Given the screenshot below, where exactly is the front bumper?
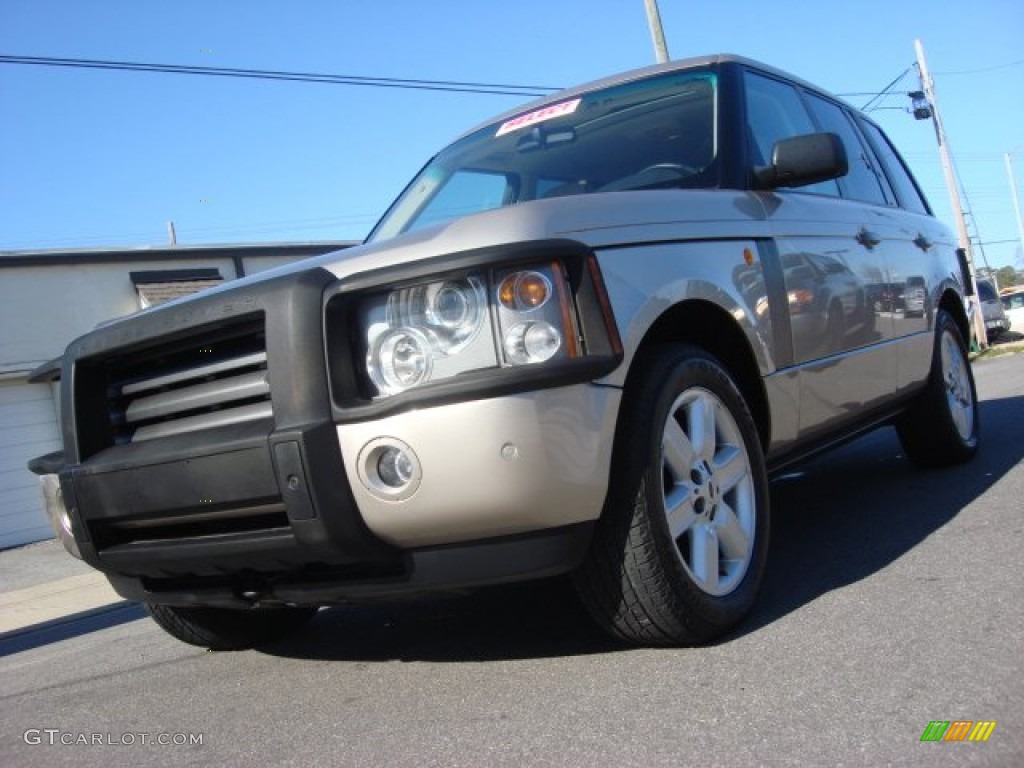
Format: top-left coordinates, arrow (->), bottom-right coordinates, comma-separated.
39,261 -> 619,606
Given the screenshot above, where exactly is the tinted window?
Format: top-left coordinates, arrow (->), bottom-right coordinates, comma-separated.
1002,292 -> 1024,311
857,118 -> 931,215
744,71 -> 840,197
803,94 -> 888,206
977,281 -> 997,301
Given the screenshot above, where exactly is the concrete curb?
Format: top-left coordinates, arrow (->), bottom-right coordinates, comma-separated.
0,571 -> 124,637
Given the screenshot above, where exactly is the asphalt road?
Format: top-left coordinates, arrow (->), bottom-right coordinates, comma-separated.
2,354 -> 1022,768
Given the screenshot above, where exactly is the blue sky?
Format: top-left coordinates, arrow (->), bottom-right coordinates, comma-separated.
2,0 -> 1023,269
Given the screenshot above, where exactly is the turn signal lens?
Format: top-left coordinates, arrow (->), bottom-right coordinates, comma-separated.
498,271 -> 551,311
517,272 -> 550,308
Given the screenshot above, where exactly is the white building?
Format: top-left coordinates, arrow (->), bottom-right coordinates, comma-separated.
0,242 -> 353,549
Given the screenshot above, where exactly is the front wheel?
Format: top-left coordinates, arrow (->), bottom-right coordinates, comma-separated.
146,603 -> 318,651
575,344 -> 770,646
896,310 -> 979,468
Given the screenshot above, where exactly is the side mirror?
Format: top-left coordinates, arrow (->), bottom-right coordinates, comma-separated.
754,132 -> 848,189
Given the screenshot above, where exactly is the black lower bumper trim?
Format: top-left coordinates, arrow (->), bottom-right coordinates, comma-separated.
66,419 -> 397,573
105,522 -> 595,608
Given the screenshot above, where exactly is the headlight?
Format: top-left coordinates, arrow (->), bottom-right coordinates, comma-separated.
368,326 -> 433,395
502,321 -> 562,364
358,263 -> 578,398
324,243 -> 624,411
389,277 -> 486,354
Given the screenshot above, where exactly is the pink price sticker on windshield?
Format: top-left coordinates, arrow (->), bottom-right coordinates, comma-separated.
496,98 -> 581,137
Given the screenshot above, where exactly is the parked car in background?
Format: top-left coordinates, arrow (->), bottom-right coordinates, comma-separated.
1001,287 -> 1024,333
29,54 -> 979,651
903,275 -> 927,318
977,279 -> 1009,341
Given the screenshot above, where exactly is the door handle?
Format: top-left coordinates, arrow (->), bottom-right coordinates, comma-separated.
913,233 -> 933,251
856,228 -> 881,249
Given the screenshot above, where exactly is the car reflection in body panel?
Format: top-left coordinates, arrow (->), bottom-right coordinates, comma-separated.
1001,288 -> 1023,335
781,251 -> 876,359
903,275 -> 927,318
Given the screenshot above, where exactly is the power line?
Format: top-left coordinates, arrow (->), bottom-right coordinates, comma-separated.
978,239 -> 1022,246
841,57 -> 1024,111
860,67 -> 912,112
834,91 -> 904,97
0,54 -> 561,97
935,57 -> 1024,75
0,213 -> 382,250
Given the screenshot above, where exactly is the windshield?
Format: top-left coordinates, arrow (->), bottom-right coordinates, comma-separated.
369,70 -> 718,242
1002,291 -> 1024,311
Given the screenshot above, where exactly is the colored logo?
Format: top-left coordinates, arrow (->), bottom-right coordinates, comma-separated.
920,721 -> 997,742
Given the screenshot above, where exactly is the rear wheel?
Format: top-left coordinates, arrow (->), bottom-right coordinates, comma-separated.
575,344 -> 770,646
146,603 -> 318,651
896,310 -> 979,468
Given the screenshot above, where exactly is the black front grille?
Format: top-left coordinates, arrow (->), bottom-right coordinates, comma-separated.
92,503 -> 290,549
75,316 -> 272,457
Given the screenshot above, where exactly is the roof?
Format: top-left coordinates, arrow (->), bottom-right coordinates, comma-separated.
454,53 -> 856,143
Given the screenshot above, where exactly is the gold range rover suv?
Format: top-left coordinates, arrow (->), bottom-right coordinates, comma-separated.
30,54 -> 979,650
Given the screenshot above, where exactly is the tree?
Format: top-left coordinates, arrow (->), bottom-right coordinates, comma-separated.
995,265 -> 1020,291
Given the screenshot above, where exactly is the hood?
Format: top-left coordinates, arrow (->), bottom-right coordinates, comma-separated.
141,188 -> 766,313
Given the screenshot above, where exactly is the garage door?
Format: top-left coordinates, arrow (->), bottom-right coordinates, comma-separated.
0,379 -> 62,549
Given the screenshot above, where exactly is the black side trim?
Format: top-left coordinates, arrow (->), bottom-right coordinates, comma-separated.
756,238 -> 794,369
27,451 -> 65,476
130,268 -> 221,284
956,248 -> 974,296
765,393 -> 920,477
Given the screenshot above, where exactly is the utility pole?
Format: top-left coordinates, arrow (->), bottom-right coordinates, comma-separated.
1005,152 -> 1024,272
914,39 -> 987,347
644,0 -> 670,64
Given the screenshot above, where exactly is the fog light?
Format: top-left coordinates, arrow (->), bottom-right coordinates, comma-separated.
356,438 -> 422,501
377,446 -> 414,488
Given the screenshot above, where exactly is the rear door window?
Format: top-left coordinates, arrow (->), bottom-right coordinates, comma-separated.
803,94 -> 890,206
857,118 -> 931,215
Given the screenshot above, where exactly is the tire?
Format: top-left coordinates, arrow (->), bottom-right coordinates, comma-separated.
146,603 -> 318,651
574,344 -> 770,646
896,310 -> 979,468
